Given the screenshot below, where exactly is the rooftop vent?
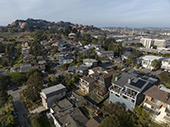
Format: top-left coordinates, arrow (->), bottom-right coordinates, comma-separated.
128,79 -> 131,84
115,77 -> 118,81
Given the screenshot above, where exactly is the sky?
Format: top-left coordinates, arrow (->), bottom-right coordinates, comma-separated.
0,0 -> 170,28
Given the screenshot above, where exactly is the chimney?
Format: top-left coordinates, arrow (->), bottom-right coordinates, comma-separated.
165,94 -> 170,102
115,77 -> 118,81
128,79 -> 131,84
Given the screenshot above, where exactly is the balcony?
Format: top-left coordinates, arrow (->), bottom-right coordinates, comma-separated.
121,91 -> 136,99
79,81 -> 88,87
109,85 -> 122,94
143,106 -> 160,115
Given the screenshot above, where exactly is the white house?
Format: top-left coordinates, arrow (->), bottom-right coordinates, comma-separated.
40,84 -> 67,109
161,58 -> 170,71
141,55 -> 164,70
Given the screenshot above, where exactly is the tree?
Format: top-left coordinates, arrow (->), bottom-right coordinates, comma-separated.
0,102 -> 15,127
134,106 -> 150,126
64,26 -> 72,36
26,69 -> 39,79
0,91 -> 8,107
151,59 -> 161,70
25,72 -> 43,101
163,53 -> 170,58
99,115 -> 121,127
158,72 -> 170,87
126,55 -> 135,65
0,42 -> 5,53
7,72 -> 27,86
151,59 -> 159,67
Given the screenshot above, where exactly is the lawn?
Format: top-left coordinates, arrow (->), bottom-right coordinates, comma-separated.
80,107 -> 94,117
13,57 -> 23,65
87,91 -> 103,103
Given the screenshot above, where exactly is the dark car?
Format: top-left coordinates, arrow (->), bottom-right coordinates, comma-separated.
12,87 -> 19,91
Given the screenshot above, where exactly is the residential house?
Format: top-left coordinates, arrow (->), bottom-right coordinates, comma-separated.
68,66 -> 88,76
161,58 -> 170,71
36,56 -> 46,65
40,40 -> 48,46
57,52 -> 74,65
114,57 -> 123,64
94,71 -> 114,96
40,83 -> 67,109
44,46 -> 51,50
79,76 -> 96,93
48,98 -> 88,127
83,58 -> 97,68
121,51 -> 136,61
68,32 -> 76,39
58,44 -> 72,52
21,41 -> 29,47
143,85 -> 170,123
84,44 -> 101,50
22,47 -> 30,55
10,66 -> 20,73
0,53 -> 5,57
19,64 -> 46,73
141,55 -> 164,70
86,116 -> 103,127
23,54 -> 36,63
88,66 -> 105,75
109,73 -> 151,109
95,49 -> 114,60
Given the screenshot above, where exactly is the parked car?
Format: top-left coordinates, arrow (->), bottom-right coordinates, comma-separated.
12,87 -> 19,91
13,111 -> 18,118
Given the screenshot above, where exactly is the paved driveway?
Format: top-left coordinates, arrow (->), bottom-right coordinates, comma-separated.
8,85 -> 31,127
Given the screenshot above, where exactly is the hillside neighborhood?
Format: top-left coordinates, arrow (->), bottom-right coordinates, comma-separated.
1,19 -> 170,127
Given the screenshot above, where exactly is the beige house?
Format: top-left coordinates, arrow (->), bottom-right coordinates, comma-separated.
40,84 -> 67,109
143,85 -> 170,123
161,58 -> 170,71
79,76 -> 96,93
88,66 -> 105,75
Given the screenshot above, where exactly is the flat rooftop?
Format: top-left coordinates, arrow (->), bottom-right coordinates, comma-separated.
42,83 -> 66,95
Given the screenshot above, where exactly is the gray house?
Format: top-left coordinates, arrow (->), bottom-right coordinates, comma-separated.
109,73 -> 151,109
83,58 -> 97,68
68,66 -> 88,76
57,52 -> 74,65
48,98 -> 88,127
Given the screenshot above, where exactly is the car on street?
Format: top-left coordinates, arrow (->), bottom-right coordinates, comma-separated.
12,87 -> 19,91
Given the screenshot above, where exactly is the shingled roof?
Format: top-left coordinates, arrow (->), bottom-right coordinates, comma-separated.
144,85 -> 170,105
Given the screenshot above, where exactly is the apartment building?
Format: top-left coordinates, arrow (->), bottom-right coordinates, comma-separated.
140,38 -> 167,49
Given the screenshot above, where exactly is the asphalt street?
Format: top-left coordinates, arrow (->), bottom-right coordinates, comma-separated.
8,85 -> 31,127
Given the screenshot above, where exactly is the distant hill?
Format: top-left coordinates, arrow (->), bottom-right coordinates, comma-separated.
1,18 -> 101,34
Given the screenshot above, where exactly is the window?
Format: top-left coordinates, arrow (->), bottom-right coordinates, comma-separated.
98,80 -> 105,87
122,95 -> 128,100
115,94 -> 120,98
131,99 -> 135,103
151,106 -> 156,110
151,98 -> 157,103
99,77 -> 104,82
